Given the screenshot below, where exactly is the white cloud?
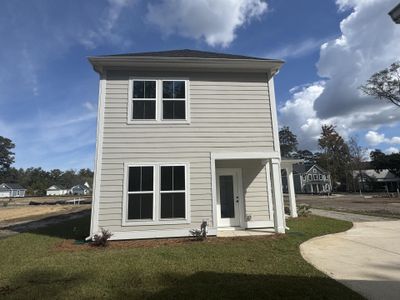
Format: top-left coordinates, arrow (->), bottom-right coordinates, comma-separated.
79,0 -> 135,49
384,147 -> 399,154
278,0 -> 400,150
265,37 -> 331,59
365,130 -> 400,146
145,0 -> 267,47
83,101 -> 96,112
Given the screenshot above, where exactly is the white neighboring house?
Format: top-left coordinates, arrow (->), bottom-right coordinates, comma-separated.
46,185 -> 69,196
88,49 -> 298,241
0,183 -> 26,198
70,184 -> 91,196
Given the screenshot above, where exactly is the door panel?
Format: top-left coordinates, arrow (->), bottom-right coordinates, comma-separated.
216,169 -> 242,227
219,175 -> 235,218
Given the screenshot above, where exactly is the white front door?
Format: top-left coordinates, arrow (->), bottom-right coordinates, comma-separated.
216,168 -> 242,227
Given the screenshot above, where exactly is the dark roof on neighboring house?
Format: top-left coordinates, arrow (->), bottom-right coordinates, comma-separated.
0,183 -> 26,190
293,164 -> 329,175
71,184 -> 90,190
96,49 -> 281,62
389,3 -> 400,23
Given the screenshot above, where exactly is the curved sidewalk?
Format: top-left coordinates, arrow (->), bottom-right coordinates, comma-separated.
301,215 -> 400,300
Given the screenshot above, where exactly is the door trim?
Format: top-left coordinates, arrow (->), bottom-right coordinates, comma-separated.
216,168 -> 244,228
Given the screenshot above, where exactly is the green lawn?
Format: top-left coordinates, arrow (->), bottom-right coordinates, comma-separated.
0,215 -> 363,299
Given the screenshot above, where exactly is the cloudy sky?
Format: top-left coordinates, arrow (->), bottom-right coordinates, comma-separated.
1,0 -> 399,170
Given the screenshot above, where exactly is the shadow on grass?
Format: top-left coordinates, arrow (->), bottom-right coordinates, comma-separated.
1,269 -> 88,299
116,271 -> 363,300
4,210 -> 91,240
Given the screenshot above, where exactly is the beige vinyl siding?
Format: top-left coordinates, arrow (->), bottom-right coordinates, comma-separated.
97,70 -> 274,232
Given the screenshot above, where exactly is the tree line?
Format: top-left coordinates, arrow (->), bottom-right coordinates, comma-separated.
279,125 -> 400,192
0,136 -> 93,196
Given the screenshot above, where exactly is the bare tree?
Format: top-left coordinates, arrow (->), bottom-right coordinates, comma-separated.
348,136 -> 367,193
360,61 -> 400,107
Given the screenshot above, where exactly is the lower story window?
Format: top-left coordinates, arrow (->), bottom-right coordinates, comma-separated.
160,166 -> 186,219
125,164 -> 188,223
127,166 -> 154,220
128,194 -> 153,220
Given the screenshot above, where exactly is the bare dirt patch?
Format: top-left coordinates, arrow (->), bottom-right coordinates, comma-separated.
291,193 -> 400,218
54,234 -> 282,252
0,205 -> 90,224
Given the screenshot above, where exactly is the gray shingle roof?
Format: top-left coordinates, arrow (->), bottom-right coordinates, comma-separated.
97,49 -> 282,62
1,183 -> 26,190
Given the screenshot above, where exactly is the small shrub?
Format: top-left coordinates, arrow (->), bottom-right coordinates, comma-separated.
189,221 -> 208,240
92,228 -> 112,247
297,204 -> 311,217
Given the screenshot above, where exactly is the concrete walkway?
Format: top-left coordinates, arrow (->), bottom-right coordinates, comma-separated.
301,211 -> 400,300
311,208 -> 393,222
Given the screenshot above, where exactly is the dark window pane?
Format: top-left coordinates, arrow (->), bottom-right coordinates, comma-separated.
161,166 -> 173,191
163,81 -> 173,98
132,100 -> 155,119
174,101 -> 185,119
163,101 -> 185,119
141,167 -> 153,191
173,166 -> 185,190
161,192 -> 185,218
129,166 -> 153,192
145,81 -> 156,98
173,81 -> 185,98
128,167 -> 141,192
133,81 -> 144,98
128,193 -> 153,219
219,175 -> 235,218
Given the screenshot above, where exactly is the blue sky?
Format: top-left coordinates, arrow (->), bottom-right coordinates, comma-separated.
1,0 -> 399,170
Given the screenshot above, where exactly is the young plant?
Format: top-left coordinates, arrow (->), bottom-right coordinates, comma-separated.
91,228 -> 112,247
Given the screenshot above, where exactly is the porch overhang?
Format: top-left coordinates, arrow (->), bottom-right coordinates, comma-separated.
210,151 -> 285,234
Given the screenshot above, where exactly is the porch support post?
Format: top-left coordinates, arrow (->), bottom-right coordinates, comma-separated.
286,165 -> 298,218
271,158 -> 285,233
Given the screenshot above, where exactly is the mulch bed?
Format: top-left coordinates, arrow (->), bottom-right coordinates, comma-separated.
54,234 -> 281,252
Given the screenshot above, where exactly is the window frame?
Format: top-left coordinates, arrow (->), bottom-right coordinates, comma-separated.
128,79 -> 158,122
127,77 -> 190,124
159,163 -> 188,220
123,163 -> 156,225
122,162 -> 190,226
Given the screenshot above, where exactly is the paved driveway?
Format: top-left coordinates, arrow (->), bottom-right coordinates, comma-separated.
301,211 -> 400,300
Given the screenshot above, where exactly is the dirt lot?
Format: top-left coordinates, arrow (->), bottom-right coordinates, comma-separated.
293,193 -> 400,218
0,195 -> 91,205
0,204 -> 91,226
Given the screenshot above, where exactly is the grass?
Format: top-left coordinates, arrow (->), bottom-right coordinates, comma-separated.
0,215 -> 363,299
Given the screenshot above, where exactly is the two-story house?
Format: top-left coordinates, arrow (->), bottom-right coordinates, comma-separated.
88,49 -> 288,240
287,164 -> 332,194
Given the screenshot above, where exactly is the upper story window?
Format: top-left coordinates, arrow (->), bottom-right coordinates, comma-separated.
132,80 -> 156,120
129,78 -> 189,123
162,81 -> 186,120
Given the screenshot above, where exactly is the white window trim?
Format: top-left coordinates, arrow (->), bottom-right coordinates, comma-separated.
122,163 -> 156,225
127,77 -> 190,125
122,162 -> 190,226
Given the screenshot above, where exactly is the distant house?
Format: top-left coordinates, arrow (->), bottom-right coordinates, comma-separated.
283,164 -> 332,194
70,184 -> 91,196
46,185 -> 69,196
353,169 -> 400,192
0,183 -> 26,198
